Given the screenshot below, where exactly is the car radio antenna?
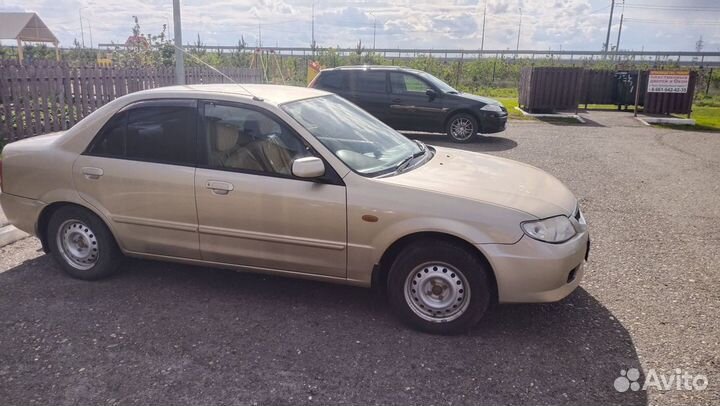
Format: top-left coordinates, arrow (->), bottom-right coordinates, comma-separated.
172,44 -> 263,101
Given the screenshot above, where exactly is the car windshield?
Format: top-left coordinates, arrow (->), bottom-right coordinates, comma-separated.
417,71 -> 459,94
281,94 -> 424,176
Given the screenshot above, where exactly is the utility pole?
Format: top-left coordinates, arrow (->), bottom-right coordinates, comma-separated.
615,0 -> 625,55
480,0 -> 487,52
604,0 -> 615,54
79,9 -> 85,48
369,11 -> 377,50
173,0 -> 185,85
515,7 -> 522,56
88,19 -> 94,48
311,2 -> 315,56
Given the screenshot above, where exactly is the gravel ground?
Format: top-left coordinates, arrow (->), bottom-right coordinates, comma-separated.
0,111 -> 718,405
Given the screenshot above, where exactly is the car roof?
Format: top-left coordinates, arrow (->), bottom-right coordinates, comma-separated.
142,83 -> 330,105
322,65 -> 424,74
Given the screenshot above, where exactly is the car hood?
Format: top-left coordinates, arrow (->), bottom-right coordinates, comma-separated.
379,146 -> 577,219
454,92 -> 501,106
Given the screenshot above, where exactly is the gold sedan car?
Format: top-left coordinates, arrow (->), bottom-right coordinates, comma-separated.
0,84 -> 589,334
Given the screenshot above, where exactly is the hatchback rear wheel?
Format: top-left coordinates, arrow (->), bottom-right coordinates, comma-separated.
48,206 -> 123,280
387,240 -> 492,334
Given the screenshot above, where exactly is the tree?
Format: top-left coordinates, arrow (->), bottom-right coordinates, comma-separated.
108,17 -> 175,67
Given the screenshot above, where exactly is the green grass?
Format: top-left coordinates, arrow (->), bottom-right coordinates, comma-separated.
693,94 -> 720,108
663,106 -> 720,132
580,103 -> 638,111
474,87 -> 719,130
496,97 -> 530,120
690,106 -> 720,130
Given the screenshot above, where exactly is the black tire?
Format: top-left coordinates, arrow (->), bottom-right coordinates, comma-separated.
387,239 -> 492,335
47,205 -> 123,280
446,113 -> 479,143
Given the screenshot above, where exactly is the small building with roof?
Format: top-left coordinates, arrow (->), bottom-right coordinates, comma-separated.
0,12 -> 60,63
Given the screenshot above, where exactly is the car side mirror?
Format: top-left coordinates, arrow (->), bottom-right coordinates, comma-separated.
292,156 -> 325,178
425,88 -> 437,101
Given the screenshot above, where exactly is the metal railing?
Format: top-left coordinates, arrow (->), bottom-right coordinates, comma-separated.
96,44 -> 720,66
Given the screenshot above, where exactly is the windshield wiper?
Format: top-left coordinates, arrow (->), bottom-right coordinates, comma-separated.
394,142 -> 427,173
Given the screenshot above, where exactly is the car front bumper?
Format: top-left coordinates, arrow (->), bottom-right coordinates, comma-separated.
480,230 -> 590,303
477,111 -> 508,134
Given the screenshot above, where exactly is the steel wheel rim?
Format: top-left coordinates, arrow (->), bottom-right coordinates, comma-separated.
404,262 -> 471,323
450,118 -> 474,140
56,219 -> 99,270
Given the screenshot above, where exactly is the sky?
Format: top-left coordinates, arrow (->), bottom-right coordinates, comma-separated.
1,0 -> 719,52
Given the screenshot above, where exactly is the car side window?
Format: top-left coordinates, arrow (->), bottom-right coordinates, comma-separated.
202,103 -> 312,176
355,71 -> 387,94
318,71 -> 346,91
126,106 -> 197,164
90,111 -> 127,156
88,100 -> 197,166
390,72 -> 429,95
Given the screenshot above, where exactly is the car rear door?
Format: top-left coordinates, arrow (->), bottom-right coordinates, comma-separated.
73,99 -> 201,259
388,72 -> 447,132
347,70 -> 393,124
193,100 -> 347,278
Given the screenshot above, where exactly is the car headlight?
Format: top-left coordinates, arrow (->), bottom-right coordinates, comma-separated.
480,104 -> 503,112
521,215 -> 576,243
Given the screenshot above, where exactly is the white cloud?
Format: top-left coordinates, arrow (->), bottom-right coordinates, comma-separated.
1,0 -> 717,52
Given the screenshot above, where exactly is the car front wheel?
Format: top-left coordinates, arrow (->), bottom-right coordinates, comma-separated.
446,113 -> 478,143
47,206 -> 123,280
387,240 -> 492,334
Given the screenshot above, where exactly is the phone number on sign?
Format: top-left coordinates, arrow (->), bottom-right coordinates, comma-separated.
647,86 -> 688,93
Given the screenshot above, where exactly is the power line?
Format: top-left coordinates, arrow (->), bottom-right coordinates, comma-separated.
624,18 -> 720,25
621,4 -> 720,12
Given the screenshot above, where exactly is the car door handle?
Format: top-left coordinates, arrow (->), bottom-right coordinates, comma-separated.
81,167 -> 103,180
391,98 -> 402,103
206,181 -> 234,195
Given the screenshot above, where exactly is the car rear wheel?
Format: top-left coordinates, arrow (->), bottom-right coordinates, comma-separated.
47,206 -> 123,280
446,113 -> 478,143
387,240 -> 491,334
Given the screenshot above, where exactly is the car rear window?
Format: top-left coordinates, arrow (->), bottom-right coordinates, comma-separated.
87,101 -> 198,166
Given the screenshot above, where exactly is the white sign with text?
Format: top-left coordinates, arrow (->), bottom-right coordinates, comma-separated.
647,71 -> 690,93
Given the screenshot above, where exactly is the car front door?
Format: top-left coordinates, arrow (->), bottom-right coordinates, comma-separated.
388,72 -> 447,132
73,99 -> 201,259
194,101 -> 347,278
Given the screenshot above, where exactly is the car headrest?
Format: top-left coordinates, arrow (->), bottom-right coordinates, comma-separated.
214,124 -> 239,152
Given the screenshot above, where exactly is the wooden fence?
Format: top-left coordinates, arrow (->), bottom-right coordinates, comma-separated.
0,63 -> 262,142
518,67 -> 584,112
644,71 -> 697,115
519,67 -> 695,114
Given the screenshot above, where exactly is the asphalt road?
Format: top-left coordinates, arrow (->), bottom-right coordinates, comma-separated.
1,111 -> 718,405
